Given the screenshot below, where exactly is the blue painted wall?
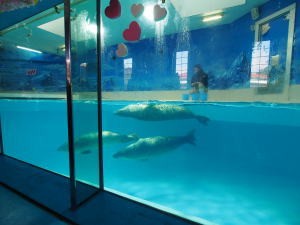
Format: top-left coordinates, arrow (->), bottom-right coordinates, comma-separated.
102,0 -> 300,91
102,23 -> 249,91
0,43 -> 65,91
0,0 -> 299,92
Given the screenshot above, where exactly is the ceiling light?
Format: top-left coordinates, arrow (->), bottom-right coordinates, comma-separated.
202,14 -> 223,22
16,45 -> 42,54
37,17 -> 65,37
143,4 -> 154,21
203,9 -> 223,17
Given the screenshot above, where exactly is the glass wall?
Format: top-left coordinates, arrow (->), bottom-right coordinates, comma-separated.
101,0 -> 300,225
0,0 -> 100,206
1,0 -> 300,224
69,0 -> 101,195
0,3 -> 69,176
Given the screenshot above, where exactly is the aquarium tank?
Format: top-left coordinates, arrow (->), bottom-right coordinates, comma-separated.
0,0 -> 300,225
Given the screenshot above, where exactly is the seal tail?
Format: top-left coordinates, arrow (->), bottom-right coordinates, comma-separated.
195,115 -> 210,125
185,129 -> 196,146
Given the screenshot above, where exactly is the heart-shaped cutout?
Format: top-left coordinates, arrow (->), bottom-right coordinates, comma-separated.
154,4 -> 167,21
123,21 -> 141,42
116,43 -> 128,57
131,4 -> 144,17
105,0 -> 121,19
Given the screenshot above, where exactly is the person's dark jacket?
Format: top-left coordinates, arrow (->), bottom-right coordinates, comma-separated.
191,70 -> 208,88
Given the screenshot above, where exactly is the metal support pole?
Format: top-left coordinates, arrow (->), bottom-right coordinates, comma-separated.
96,0 -> 104,190
64,0 -> 77,209
0,115 -> 4,155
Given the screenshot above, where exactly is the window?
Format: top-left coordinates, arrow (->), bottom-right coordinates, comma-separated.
250,41 -> 270,87
124,58 -> 132,90
176,51 -> 188,89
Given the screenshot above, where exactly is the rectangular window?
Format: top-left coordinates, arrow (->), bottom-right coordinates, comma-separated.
176,51 -> 189,89
250,41 -> 270,87
124,58 -> 132,90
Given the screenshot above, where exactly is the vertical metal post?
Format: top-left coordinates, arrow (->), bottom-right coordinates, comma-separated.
96,0 -> 104,190
0,115 -> 4,155
64,0 -> 77,209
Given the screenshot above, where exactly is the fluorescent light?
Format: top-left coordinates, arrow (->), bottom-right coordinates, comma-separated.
143,4 -> 154,21
203,9 -> 223,17
202,14 -> 223,22
17,46 -> 42,54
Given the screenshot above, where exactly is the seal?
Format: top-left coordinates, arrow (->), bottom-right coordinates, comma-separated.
113,130 -> 196,160
115,103 -> 209,125
57,131 -> 138,154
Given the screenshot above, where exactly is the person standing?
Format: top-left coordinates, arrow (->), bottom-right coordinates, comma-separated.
190,64 -> 208,101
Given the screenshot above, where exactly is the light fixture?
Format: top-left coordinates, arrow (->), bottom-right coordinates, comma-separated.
17,45 -> 42,54
202,13 -> 223,22
143,4 -> 154,21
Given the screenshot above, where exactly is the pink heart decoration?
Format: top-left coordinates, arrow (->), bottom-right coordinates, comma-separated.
131,4 -> 144,17
105,0 -> 121,19
154,4 -> 167,21
116,43 -> 128,57
123,21 -> 141,42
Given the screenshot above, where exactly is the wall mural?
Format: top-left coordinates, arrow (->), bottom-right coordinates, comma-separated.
0,0 -> 299,92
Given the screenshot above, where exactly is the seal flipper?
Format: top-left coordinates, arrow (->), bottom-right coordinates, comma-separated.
195,115 -> 210,125
185,129 -> 196,146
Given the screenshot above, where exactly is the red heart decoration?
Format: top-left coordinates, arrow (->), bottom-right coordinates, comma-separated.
131,4 -> 144,17
105,0 -> 121,19
123,21 -> 141,42
154,4 -> 167,21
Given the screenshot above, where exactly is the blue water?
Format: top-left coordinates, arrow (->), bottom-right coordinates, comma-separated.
1,99 -> 300,225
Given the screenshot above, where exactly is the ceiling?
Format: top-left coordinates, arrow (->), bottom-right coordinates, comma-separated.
0,0 -> 270,55
170,0 -> 246,17
0,0 -> 63,31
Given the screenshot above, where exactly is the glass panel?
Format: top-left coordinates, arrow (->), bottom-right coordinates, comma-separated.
101,1 -> 300,225
0,3 -> 69,177
69,0 -> 100,201
0,0 -> 100,206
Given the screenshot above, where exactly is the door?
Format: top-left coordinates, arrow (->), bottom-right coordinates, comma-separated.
253,3 -> 296,97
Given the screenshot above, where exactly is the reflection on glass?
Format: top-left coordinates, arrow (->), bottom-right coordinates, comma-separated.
70,0 -> 100,192
0,3 -> 69,176
0,0 -> 299,224
101,1 -> 300,225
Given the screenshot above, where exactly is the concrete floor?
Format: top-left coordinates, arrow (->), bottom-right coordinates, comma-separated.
0,184 -> 70,225
0,155 -> 202,225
